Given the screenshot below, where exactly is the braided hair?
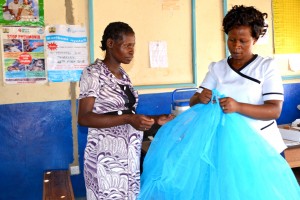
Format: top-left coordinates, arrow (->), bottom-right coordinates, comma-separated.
100,22 -> 135,51
222,5 -> 268,40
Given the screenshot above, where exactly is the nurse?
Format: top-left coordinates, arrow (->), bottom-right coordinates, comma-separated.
190,5 -> 286,154
139,6 -> 300,200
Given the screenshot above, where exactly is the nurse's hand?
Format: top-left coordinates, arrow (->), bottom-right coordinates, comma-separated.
198,88 -> 212,104
190,88 -> 212,106
219,97 -> 239,113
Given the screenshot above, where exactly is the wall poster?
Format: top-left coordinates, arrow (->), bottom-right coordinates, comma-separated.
0,0 -> 44,26
45,25 -> 88,82
1,26 -> 46,84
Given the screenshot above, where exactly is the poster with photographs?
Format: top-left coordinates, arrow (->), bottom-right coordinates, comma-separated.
45,25 -> 88,82
0,0 -> 44,26
1,26 -> 46,84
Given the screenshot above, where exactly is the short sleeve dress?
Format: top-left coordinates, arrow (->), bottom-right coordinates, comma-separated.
79,59 -> 142,200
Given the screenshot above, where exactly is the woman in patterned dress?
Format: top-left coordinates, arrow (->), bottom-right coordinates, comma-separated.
78,22 -> 173,200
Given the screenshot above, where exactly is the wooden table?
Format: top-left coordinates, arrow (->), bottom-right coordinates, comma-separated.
279,124 -> 300,168
284,141 -> 300,168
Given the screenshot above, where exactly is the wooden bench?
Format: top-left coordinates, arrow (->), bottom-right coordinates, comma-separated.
43,170 -> 75,200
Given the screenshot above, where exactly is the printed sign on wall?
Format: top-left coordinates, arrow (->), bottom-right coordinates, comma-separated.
0,0 -> 44,26
1,26 -> 46,84
45,25 -> 88,82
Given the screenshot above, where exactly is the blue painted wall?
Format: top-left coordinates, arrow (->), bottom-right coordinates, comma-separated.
0,83 -> 299,199
0,101 -> 74,199
277,83 -> 300,124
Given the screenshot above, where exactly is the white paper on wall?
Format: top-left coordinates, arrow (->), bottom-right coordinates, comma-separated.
288,54 -> 300,72
149,41 -> 168,68
256,19 -> 269,45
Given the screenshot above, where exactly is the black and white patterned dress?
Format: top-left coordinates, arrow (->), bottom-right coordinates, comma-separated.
79,59 -> 142,200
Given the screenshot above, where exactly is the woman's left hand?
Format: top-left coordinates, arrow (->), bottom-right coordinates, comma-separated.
219,97 -> 239,113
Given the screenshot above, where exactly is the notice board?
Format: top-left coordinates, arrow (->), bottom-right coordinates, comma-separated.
273,0 -> 300,80
89,0 -> 196,89
273,0 -> 300,54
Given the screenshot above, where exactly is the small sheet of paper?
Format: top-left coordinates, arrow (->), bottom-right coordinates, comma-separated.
288,54 -> 300,72
149,41 -> 168,68
279,128 -> 300,142
292,119 -> 300,129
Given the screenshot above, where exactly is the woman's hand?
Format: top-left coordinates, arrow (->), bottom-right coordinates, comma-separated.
219,97 -> 283,120
219,97 -> 239,113
156,114 -> 175,125
190,88 -> 212,106
78,97 -> 154,130
129,115 -> 155,131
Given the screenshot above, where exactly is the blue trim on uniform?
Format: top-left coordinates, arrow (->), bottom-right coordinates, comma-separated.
260,120 -> 275,130
227,55 -> 261,84
263,92 -> 284,96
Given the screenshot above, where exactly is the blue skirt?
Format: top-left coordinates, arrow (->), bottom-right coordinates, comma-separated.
139,90 -> 300,200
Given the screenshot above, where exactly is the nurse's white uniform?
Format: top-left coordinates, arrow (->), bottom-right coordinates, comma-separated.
197,55 -> 286,153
